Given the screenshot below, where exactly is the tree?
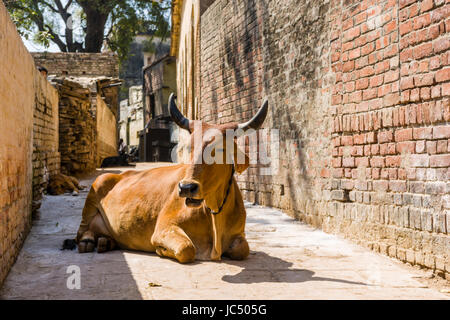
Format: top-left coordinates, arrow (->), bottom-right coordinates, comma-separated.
4,0 -> 171,60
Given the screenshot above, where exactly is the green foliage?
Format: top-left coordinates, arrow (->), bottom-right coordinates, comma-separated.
4,0 -> 171,61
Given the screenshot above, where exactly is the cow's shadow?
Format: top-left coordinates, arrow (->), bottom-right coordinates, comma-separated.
221,251 -> 367,286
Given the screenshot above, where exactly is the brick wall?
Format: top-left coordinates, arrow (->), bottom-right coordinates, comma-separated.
200,0 -> 449,278
96,94 -> 118,165
31,52 -> 119,78
32,73 -> 60,216
0,1 -> 59,285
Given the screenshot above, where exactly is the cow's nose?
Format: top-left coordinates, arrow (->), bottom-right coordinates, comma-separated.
178,182 -> 199,197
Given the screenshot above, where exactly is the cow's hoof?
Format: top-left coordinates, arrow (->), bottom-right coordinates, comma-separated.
97,237 -> 114,253
225,237 -> 249,260
78,239 -> 95,253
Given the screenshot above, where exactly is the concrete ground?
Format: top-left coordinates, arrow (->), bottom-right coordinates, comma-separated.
1,164 -> 449,300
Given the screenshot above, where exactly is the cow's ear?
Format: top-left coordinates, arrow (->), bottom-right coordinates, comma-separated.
233,144 -> 250,174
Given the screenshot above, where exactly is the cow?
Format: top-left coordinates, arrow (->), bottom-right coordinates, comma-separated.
72,93 -> 268,263
100,153 -> 133,168
47,173 -> 85,196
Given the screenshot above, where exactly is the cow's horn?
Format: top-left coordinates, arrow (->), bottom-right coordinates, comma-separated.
237,99 -> 269,131
169,93 -> 190,131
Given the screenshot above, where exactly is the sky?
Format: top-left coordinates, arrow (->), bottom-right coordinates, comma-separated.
23,38 -> 60,53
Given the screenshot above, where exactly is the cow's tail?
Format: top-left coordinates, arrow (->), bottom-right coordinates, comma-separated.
61,238 -> 77,250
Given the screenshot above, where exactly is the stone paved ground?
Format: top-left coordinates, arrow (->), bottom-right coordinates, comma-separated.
1,165 -> 449,300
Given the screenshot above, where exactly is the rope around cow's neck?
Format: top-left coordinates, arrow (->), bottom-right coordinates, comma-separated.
206,165 -> 235,215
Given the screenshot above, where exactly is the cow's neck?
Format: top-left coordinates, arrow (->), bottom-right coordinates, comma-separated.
206,165 -> 235,260
205,165 -> 235,215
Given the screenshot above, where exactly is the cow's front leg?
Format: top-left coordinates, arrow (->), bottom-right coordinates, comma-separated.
151,225 -> 196,263
223,234 -> 249,260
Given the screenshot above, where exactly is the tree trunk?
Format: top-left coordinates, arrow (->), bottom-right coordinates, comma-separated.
83,8 -> 109,52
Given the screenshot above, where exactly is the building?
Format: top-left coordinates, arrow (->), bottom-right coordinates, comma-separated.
171,0 -> 450,279
119,86 -> 144,148
140,42 -> 178,162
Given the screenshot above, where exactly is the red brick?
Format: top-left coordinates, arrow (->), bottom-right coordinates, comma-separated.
363,88 -> 378,100
385,20 -> 397,34
356,78 -> 369,90
410,88 -> 420,102
413,13 -> 431,30
343,18 -> 353,31
437,140 -> 447,153
436,68 -> 450,82
373,180 -> 388,191
343,157 -> 355,167
356,156 -> 369,167
395,128 -> 413,141
399,21 -> 412,35
413,127 -> 432,139
354,133 -> 366,145
349,91 -> 362,103
344,26 -> 361,42
380,143 -> 394,155
366,132 -> 376,143
414,73 -> 434,87
420,0 -> 433,12
332,168 -> 344,178
433,125 -> 450,139
343,60 -> 355,72
360,66 -> 375,77
371,144 -> 380,155
443,82 -> 450,96
397,141 -> 416,153
380,168 -> 389,179
421,87 -> 431,100
378,130 -> 393,143
341,135 -> 354,146
409,154 -> 429,167
361,42 -> 375,56
401,77 -> 414,90
413,42 -> 433,60
383,93 -> 400,107
430,154 -> 450,167
385,70 -> 399,83
332,157 -> 342,167
416,140 -> 426,153
370,74 -> 384,87
386,155 -> 402,167
434,37 -> 450,54
370,156 -> 385,167
389,181 -> 407,192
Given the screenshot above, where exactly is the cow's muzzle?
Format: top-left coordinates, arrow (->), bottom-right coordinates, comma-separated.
178,182 -> 203,207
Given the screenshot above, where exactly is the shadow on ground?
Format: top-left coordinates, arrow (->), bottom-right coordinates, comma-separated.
221,251 -> 367,286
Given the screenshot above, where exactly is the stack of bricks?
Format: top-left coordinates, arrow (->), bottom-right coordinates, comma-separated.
53,78 -> 97,175
32,72 -> 60,216
199,0 -> 449,279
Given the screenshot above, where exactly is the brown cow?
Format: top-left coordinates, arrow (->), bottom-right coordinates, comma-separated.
74,94 -> 268,263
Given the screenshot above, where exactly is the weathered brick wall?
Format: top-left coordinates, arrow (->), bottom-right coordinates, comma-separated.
31,52 -> 119,78
200,0 -> 449,278
32,74 -> 60,216
96,94 -> 118,165
0,1 -> 59,285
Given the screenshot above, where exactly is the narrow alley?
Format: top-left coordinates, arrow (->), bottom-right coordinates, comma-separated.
1,165 -> 448,300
